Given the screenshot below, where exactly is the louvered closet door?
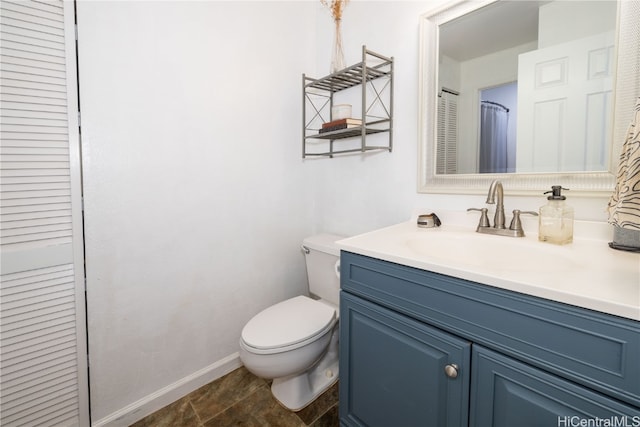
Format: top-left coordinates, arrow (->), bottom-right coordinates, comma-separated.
0,1 -> 89,426
437,92 -> 458,174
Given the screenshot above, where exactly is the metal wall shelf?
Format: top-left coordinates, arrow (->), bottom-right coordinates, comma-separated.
303,46 -> 393,158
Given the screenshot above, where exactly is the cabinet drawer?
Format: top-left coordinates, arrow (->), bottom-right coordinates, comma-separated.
341,251 -> 640,407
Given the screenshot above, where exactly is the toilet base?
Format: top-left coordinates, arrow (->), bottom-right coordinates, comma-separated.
271,327 -> 339,411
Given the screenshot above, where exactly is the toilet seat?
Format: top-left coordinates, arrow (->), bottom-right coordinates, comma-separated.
241,296 -> 336,355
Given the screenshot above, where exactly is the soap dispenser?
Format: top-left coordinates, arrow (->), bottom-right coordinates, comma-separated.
538,186 -> 574,244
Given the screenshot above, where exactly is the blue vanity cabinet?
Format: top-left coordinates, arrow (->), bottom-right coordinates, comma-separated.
340,292 -> 471,427
339,251 -> 640,427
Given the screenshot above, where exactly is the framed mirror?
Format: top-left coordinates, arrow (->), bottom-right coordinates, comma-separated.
418,0 -> 640,195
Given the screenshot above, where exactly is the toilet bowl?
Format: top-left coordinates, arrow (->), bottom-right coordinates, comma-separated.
239,234 -> 343,411
239,296 -> 339,410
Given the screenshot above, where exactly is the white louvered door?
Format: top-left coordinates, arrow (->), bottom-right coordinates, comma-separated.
436,91 -> 458,174
0,1 -> 89,426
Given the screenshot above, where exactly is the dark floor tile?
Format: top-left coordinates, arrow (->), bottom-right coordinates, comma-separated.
309,404 -> 339,427
296,381 -> 339,425
129,366 -> 341,427
201,385 -> 305,427
188,366 -> 267,422
130,396 -> 199,427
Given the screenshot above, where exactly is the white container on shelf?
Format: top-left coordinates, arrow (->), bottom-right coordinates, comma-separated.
331,104 -> 352,119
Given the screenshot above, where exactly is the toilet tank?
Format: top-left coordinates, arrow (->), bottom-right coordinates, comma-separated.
302,234 -> 343,306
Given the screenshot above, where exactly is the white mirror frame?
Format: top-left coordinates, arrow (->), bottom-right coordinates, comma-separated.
418,0 -> 640,196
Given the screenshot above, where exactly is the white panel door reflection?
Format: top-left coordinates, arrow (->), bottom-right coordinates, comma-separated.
516,32 -> 614,173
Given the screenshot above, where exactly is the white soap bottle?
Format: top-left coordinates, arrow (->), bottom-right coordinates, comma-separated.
538,186 -> 574,245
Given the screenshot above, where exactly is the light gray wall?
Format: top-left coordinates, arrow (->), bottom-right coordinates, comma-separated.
77,1 -> 317,422
78,0 -> 613,424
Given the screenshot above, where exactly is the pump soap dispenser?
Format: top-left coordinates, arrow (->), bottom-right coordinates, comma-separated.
539,186 -> 574,245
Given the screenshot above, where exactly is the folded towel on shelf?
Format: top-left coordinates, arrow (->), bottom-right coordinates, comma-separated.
608,97 -> 640,230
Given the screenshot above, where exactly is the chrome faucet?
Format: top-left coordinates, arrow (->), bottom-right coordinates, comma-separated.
467,180 -> 538,237
486,180 -> 505,229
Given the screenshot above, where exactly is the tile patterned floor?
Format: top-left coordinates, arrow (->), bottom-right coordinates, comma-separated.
130,367 -> 339,426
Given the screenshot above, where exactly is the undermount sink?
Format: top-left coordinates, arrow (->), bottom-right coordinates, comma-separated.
405,229 -> 582,272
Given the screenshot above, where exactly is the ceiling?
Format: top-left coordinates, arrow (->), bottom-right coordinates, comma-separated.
439,1 -> 548,62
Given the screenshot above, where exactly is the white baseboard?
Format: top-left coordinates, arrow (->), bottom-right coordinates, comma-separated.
92,352 -> 242,427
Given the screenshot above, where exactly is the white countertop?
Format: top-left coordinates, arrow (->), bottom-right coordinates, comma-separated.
337,212 -> 640,321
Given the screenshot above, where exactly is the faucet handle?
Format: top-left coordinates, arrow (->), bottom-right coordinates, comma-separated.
509,209 -> 538,236
467,207 -> 490,228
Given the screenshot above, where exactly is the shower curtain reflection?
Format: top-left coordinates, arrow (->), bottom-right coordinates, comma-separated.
479,101 -> 510,173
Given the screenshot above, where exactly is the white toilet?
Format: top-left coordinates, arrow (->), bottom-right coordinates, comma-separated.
239,234 -> 342,411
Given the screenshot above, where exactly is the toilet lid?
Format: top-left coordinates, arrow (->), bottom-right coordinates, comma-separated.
241,296 -> 336,350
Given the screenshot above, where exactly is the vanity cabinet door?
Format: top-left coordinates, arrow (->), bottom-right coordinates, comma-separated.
339,292 -> 471,427
470,346 -> 640,427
